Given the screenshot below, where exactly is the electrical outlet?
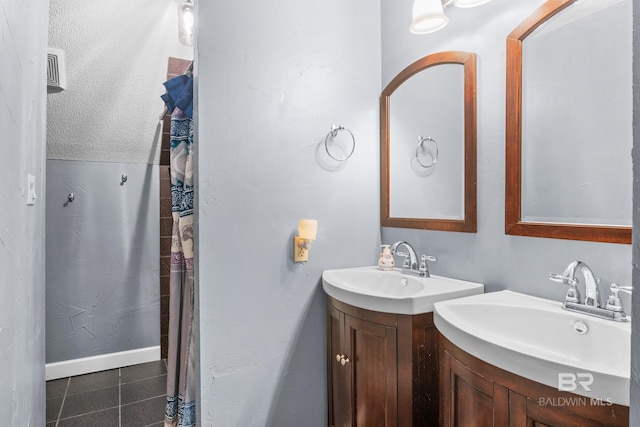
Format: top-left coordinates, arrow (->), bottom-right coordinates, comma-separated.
294,237 -> 309,262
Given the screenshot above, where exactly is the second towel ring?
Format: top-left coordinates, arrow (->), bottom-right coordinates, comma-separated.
416,136 -> 439,169
324,125 -> 355,161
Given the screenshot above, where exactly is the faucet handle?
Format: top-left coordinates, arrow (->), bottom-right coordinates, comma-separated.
549,273 -> 580,303
549,273 -> 577,286
610,283 -> 633,294
419,255 -> 436,270
417,255 -> 436,277
606,284 -> 632,312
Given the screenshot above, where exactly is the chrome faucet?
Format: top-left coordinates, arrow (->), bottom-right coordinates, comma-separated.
549,261 -> 631,322
390,241 -> 436,278
552,261 -> 601,307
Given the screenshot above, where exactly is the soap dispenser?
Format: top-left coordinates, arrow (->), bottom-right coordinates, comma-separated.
378,245 -> 395,271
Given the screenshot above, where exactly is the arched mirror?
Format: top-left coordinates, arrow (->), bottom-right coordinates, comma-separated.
381,51 -> 477,232
505,0 -> 632,244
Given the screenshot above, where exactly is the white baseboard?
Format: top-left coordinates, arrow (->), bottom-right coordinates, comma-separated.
45,346 -> 161,381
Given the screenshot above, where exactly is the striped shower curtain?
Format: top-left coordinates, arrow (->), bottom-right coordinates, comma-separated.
162,72 -> 196,427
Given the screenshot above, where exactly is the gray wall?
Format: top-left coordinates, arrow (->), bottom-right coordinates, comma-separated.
0,0 -> 48,424
631,0 -> 640,424
381,0 -> 631,303
46,160 -> 160,362
196,0 -> 381,425
46,0 -> 192,363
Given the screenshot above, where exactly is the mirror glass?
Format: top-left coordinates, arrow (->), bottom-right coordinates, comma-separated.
389,64 -> 465,220
381,52 -> 477,232
505,0 -> 632,243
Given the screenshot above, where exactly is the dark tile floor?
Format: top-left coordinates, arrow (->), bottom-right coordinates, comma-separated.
46,360 -> 167,427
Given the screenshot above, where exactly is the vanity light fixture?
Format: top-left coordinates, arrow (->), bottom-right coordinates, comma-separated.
294,219 -> 318,263
178,0 -> 194,46
410,0 -> 449,34
410,0 -> 492,35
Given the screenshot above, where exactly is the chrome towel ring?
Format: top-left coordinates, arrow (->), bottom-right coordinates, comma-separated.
416,136 -> 438,169
324,125 -> 355,161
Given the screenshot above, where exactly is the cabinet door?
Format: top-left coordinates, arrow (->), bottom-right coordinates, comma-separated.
440,336 -> 629,427
441,349 -> 509,427
345,315 -> 398,427
328,306 -> 350,427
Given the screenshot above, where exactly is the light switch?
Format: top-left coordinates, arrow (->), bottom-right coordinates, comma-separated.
27,174 -> 37,205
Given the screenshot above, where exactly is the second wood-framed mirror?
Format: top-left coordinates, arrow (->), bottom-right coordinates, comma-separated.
381,51 -> 477,232
505,0 -> 632,244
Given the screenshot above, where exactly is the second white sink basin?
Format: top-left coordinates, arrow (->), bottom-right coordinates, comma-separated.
434,291 -> 631,405
321,266 -> 484,315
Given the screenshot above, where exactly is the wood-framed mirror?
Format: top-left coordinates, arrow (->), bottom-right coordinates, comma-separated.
505,0 -> 632,244
381,51 -> 477,232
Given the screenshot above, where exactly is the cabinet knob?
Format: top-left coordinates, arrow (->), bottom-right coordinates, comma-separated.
336,354 -> 350,366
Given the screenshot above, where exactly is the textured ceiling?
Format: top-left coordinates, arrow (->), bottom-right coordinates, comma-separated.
47,0 -> 193,164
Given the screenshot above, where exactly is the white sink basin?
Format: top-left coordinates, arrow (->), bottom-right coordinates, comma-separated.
434,291 -> 630,406
321,266 -> 484,315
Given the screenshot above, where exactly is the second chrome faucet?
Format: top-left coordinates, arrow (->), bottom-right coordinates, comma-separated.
549,260 -> 632,322
390,241 -> 436,278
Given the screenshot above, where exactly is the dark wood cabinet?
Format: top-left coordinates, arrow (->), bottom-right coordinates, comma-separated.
327,296 -> 438,427
441,348 -> 508,426
440,334 -> 629,427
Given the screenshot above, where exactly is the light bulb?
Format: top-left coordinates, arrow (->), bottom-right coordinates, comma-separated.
409,0 -> 449,35
178,1 -> 194,47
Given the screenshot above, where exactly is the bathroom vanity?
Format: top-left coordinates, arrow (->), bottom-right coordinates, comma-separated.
439,335 -> 629,427
327,296 -> 439,426
434,291 -> 630,427
322,266 -> 484,426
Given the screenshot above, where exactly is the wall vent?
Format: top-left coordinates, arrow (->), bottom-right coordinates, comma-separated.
47,48 -> 67,91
